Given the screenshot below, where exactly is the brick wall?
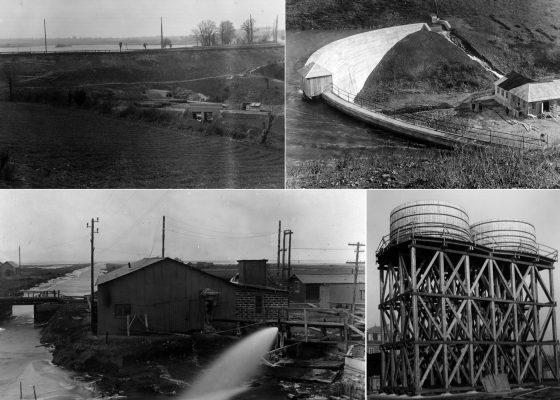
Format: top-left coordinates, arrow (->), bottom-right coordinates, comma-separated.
235,288 -> 288,321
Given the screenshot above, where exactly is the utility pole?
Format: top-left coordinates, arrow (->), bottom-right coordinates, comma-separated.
286,230 -> 293,279
160,17 -> 164,49
18,246 -> 21,275
43,19 -> 47,53
434,0 -> 439,17
87,218 -> 99,334
274,15 -> 279,43
162,216 -> 165,258
249,14 -> 253,44
277,220 -> 281,280
348,242 -> 364,317
281,230 -> 287,281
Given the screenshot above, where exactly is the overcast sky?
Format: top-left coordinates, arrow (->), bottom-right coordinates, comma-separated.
0,0 -> 285,39
0,190 -> 365,265
368,190 -> 560,331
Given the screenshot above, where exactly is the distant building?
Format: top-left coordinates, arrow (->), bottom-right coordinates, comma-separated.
289,272 -> 365,308
96,257 -> 288,335
0,261 -> 19,277
367,326 -> 382,392
494,71 -> 560,117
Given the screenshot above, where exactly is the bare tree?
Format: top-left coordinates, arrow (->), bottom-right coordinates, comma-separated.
196,20 -> 217,46
219,20 -> 235,45
143,42 -> 147,50
241,16 -> 256,44
118,41 -> 123,52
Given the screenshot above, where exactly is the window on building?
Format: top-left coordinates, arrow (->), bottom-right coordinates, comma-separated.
255,295 -> 264,315
306,284 -> 320,301
293,280 -> 300,294
360,290 -> 365,300
114,304 -> 131,317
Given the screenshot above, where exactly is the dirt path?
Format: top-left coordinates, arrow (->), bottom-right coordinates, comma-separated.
0,102 -> 284,188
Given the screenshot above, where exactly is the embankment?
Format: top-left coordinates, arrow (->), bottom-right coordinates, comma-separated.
0,265 -> 87,297
0,44 -> 284,88
41,303 -> 237,396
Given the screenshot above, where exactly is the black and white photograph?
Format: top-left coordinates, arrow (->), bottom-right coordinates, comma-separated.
0,0 -> 285,188
286,1 -> 560,189
0,189 -> 365,399
367,190 -> 560,397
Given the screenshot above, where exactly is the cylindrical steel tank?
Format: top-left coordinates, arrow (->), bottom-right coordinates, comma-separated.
470,220 -> 538,254
390,200 -> 471,243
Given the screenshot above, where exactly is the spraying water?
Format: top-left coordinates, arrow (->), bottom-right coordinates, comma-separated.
183,327 -> 278,400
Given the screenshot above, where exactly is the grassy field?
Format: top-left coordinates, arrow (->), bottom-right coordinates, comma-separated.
0,102 -> 284,188
288,146 -> 560,189
0,264 -> 87,297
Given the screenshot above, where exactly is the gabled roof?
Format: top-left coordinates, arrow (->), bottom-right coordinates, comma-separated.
497,71 -> 534,91
97,257 -> 287,293
297,62 -> 332,79
3,261 -> 18,268
291,273 -> 365,285
510,79 -> 560,102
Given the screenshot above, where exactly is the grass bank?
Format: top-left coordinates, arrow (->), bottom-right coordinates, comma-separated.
0,264 -> 87,297
40,303 -> 238,397
288,146 -> 560,188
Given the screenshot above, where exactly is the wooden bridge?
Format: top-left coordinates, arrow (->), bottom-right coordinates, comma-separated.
0,290 -> 65,306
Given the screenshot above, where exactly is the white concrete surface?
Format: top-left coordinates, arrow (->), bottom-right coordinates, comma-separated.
306,23 -> 429,95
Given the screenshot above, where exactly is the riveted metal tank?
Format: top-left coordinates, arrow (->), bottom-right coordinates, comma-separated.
390,200 -> 471,244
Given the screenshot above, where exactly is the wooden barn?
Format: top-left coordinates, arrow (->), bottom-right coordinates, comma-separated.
297,62 -> 333,99
289,272 -> 365,309
96,257 -> 288,335
0,261 -> 19,277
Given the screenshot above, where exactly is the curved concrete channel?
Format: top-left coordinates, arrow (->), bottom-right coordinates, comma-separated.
302,24 -> 544,149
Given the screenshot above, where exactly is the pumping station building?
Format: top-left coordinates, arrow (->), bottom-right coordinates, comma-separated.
376,201 -> 559,395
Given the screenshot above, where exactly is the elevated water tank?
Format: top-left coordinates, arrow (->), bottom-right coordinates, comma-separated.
470,220 -> 537,254
390,200 -> 471,243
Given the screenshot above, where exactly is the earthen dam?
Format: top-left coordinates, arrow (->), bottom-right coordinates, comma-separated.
298,24 -> 543,149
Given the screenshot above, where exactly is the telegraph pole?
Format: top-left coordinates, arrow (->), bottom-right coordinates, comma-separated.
281,230 -> 287,281
276,220 -> 281,280
162,216 -> 165,258
43,19 -> 47,53
18,246 -> 21,275
87,218 -> 99,334
348,242 -> 364,317
286,230 -> 293,279
160,17 -> 164,49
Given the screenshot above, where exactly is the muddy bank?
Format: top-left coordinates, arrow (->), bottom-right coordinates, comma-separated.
40,303 -> 238,396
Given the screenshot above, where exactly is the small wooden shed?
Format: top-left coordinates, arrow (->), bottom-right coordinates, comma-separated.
289,273 -> 365,308
297,62 -> 333,99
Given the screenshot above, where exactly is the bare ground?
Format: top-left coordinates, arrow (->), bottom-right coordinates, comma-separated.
0,102 -> 284,188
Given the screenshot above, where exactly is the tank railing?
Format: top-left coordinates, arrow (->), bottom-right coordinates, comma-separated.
328,83 -> 546,149
378,225 -> 559,261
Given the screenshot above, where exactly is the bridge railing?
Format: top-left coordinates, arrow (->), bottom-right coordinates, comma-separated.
21,290 -> 61,298
329,83 -> 546,149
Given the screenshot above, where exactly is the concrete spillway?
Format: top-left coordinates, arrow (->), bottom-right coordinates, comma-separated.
306,23 -> 429,95
301,24 -> 543,149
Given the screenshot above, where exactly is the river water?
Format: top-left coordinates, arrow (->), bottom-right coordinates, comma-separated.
0,265 -> 286,400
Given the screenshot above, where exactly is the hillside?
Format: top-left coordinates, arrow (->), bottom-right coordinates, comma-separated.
355,30 -> 494,110
0,45 -> 284,88
287,0 -> 560,78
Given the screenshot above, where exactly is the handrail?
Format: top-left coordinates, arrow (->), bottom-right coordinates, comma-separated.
328,83 -> 546,149
377,222 -> 558,261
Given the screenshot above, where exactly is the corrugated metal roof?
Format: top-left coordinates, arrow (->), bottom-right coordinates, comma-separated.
497,71 -> 534,91
292,273 -> 365,284
510,80 -> 560,102
297,62 -> 332,79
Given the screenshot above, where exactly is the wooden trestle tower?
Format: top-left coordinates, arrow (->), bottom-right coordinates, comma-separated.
377,232 -> 559,394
